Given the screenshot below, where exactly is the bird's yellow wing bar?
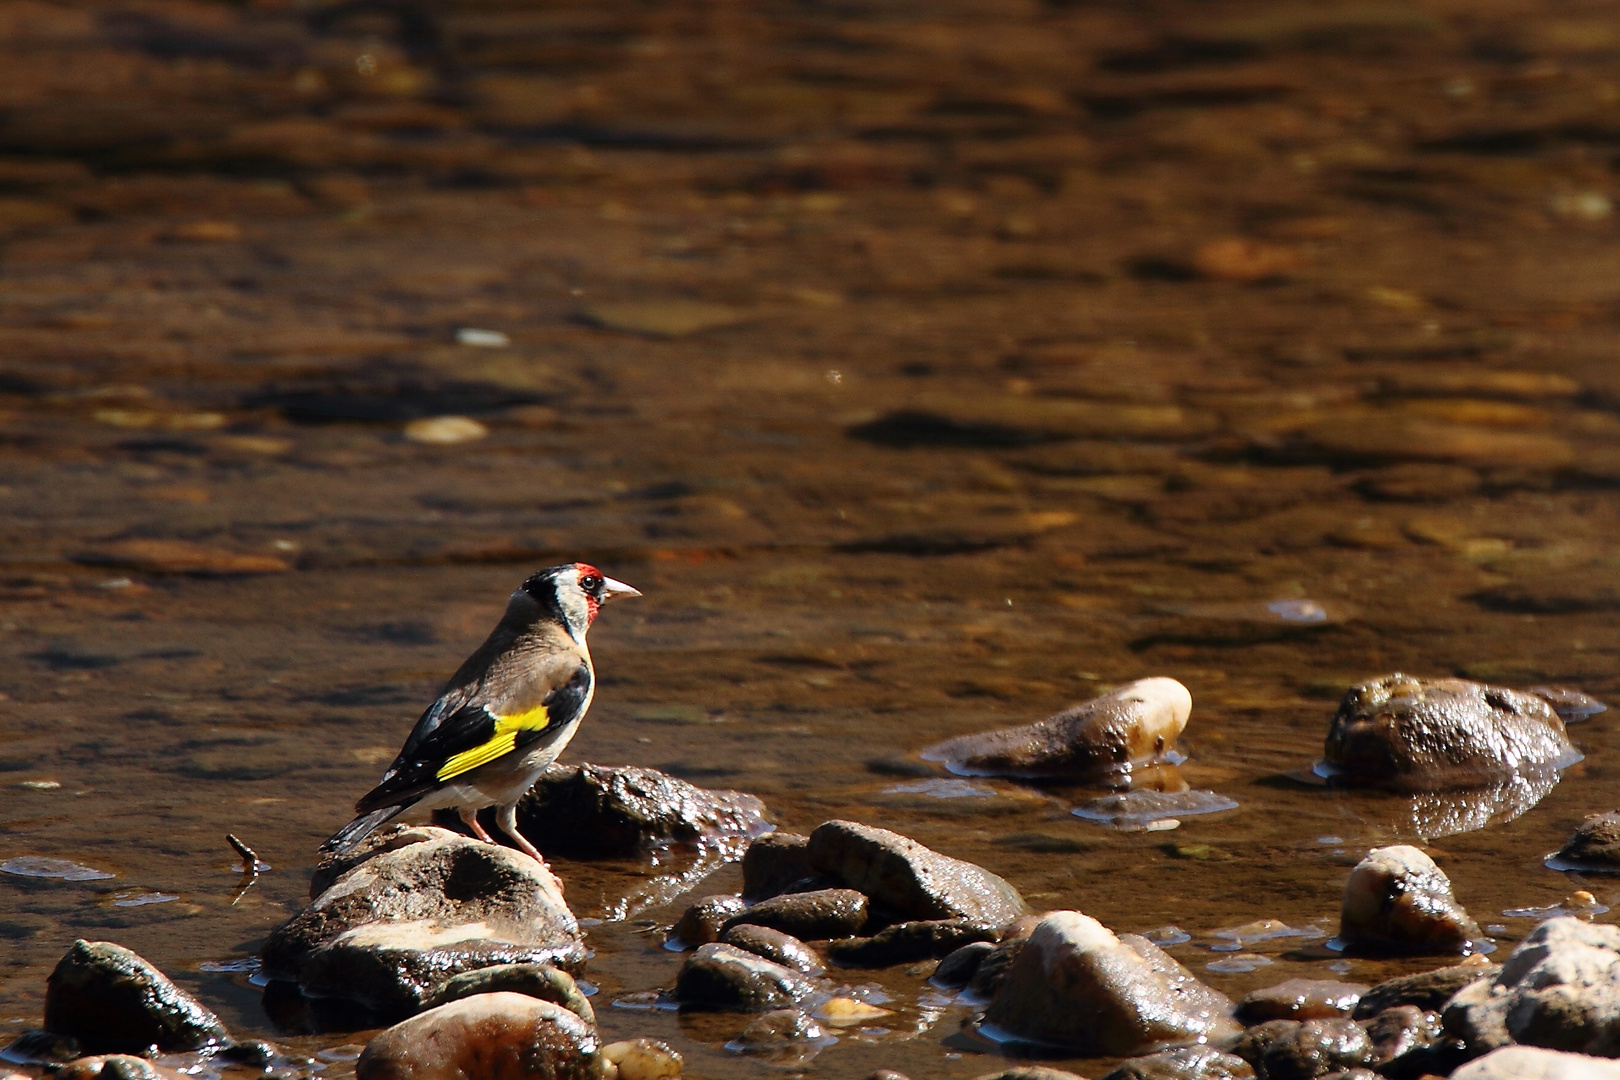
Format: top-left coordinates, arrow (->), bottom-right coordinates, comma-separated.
435,702 -> 550,781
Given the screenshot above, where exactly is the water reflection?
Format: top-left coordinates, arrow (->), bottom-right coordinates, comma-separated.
1322,766 -> 1567,840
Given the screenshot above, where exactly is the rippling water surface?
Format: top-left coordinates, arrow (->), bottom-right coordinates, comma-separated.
2,0 -> 1619,1075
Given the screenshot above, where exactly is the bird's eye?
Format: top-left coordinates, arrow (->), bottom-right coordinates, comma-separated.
581,575 -> 602,592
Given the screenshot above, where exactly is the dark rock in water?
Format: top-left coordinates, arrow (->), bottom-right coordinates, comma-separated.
1320,674 -> 1579,789
970,936 -> 1030,998
920,678 -> 1192,780
309,825 -> 448,899
741,833 -> 813,900
933,940 -> 995,988
671,895 -> 748,947
261,828 -> 582,1023
55,1056 -> 186,1080
675,943 -> 817,1012
424,963 -> 593,1025
1338,845 -> 1482,956
5,1029 -> 82,1062
1236,979 -> 1367,1023
1098,1046 -> 1255,1080
825,919 -> 998,967
1351,961 -> 1499,1017
723,888 -> 869,940
972,1068 -> 1090,1080
45,940 -> 231,1054
1359,1003 -> 1443,1065
982,911 -> 1238,1055
806,820 -> 1025,927
1444,917 -> 1620,1056
720,925 -> 825,975
1232,1019 -> 1375,1080
1451,1046 -> 1620,1079
356,992 -> 599,1080
1526,686 -> 1608,723
510,763 -> 771,857
1549,811 -> 1620,871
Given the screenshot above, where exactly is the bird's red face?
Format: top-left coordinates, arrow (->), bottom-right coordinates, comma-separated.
570,562 -> 641,626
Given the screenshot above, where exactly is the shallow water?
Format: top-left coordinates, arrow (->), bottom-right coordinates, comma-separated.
2,0 -> 1620,1075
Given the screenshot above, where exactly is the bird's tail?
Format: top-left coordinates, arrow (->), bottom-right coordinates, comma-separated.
322,805 -> 408,855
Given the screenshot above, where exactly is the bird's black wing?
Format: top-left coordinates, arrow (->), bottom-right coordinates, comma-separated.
354,665 -> 591,813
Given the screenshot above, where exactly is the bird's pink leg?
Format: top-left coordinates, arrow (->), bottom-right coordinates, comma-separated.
459,806 -> 496,844
497,804 -> 563,894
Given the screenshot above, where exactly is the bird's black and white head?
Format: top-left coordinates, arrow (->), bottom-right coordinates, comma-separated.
520,562 -> 640,641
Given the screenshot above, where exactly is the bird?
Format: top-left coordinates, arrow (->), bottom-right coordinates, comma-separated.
324,562 -> 639,867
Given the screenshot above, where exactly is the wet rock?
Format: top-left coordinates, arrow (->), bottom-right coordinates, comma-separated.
806,820 -> 1026,927
812,997 -> 892,1026
728,1009 -> 829,1065
825,918 -> 999,967
920,678 -> 1192,780
425,963 -> 594,1025
741,833 -> 813,900
1098,1046 -> 1255,1080
1443,917 -> 1620,1056
600,1039 -> 681,1080
1236,980 -> 1367,1023
865,1072 -> 910,1080
671,895 -> 748,947
1351,960 -> 1499,1017
722,888 -> 869,940
1338,845 -> 1481,955
970,935 -> 1030,998
933,940 -> 995,987
1450,1045 -> 1620,1079
308,825 -> 445,898
1232,1019 -> 1375,1080
1549,811 -> 1620,871
261,830 -> 582,1023
674,943 -> 816,1011
514,764 -> 770,857
973,1069 -> 1090,1080
1358,1003 -> 1442,1064
355,992 -> 599,1080
1320,674 -> 1579,789
720,925 -> 825,975
45,940 -> 231,1054
55,1057 -> 186,1080
982,911 -> 1238,1055
1525,687 -> 1607,724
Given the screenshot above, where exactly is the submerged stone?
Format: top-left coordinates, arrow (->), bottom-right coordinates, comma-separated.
1338,845 -> 1481,956
1098,1046 -> 1255,1080
982,911 -> 1239,1055
1073,789 -> 1238,828
920,677 -> 1192,780
45,940 -> 231,1055
355,993 -> 599,1080
806,819 -> 1025,927
1320,674 -> 1579,789
1232,1019 -> 1375,1080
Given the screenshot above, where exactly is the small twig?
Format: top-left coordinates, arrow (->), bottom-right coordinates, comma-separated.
227,833 -> 260,877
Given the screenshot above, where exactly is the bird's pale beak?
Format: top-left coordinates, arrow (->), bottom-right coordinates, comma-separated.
600,576 -> 641,601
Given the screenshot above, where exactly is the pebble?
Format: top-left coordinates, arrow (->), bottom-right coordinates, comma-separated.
1338,845 -> 1481,955
741,833 -> 813,900
722,888 -> 869,940
674,943 -> 817,1012
1236,979 -> 1367,1023
403,415 -> 489,444
356,993 -> 598,1080
811,998 -> 892,1026
1452,1045 -> 1620,1079
1192,237 -> 1303,282
720,925 -> 825,975
455,328 -> 510,348
1098,1046 -> 1255,1080
600,1039 -> 681,1080
671,895 -> 748,947
806,820 -> 1026,928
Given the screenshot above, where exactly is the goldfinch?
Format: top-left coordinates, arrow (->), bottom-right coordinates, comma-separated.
325,563 -> 639,865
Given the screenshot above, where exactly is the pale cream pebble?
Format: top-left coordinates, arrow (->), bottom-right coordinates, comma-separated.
404,415 -> 489,444
599,1038 -> 682,1080
811,998 -> 893,1026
